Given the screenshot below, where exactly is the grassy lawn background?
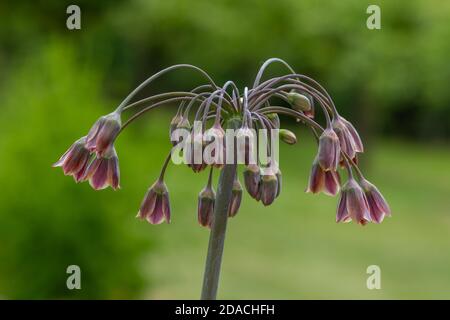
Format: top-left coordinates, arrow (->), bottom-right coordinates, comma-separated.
126,113 -> 450,299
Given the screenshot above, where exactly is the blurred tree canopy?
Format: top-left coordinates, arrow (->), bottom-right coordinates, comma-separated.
1,0 -> 449,140
0,0 -> 449,299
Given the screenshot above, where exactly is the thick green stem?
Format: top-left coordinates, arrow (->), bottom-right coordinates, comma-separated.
200,119 -> 240,300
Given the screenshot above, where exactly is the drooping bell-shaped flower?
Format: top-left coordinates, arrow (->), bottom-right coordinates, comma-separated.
279,129 -> 297,145
259,170 -> 278,206
53,136 -> 91,182
137,179 -> 171,224
82,146 -> 120,190
359,179 -> 390,223
198,185 -> 215,227
228,176 -> 242,217
243,164 -> 261,199
336,178 -> 371,225
317,128 -> 340,171
332,116 -> 363,160
340,116 -> 363,153
86,111 -> 122,156
306,157 -> 340,196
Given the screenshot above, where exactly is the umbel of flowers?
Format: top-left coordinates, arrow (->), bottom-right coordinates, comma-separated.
54,58 -> 390,299
54,58 -> 389,225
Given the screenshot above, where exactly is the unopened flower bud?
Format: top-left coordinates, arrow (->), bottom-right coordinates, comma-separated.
266,113 -> 280,129
86,112 -> 121,156
82,146 -> 120,190
137,179 -> 171,224
243,164 -> 261,199
169,112 -> 183,144
359,179 -> 391,223
228,176 -> 242,217
171,117 -> 191,147
318,128 -> 340,171
279,129 -> 297,145
53,136 -> 91,182
287,90 -> 312,113
259,172 -> 278,206
336,178 -> 371,225
198,185 -> 215,227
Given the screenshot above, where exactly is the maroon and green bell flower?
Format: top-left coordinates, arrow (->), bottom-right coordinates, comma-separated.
137,179 -> 171,224
228,176 -> 243,217
198,185 -> 216,227
259,171 -> 278,206
82,146 -> 120,190
332,116 -> 363,160
306,157 -> 340,196
86,111 -> 122,156
317,128 -> 340,171
53,136 -> 91,182
336,178 -> 371,225
243,164 -> 261,199
360,179 -> 391,223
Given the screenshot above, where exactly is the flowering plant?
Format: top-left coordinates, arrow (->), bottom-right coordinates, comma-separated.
54,58 -> 390,299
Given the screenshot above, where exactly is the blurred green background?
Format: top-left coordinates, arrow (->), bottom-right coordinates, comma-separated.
0,0 -> 449,299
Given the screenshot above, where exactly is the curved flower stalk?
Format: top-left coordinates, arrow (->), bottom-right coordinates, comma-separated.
53,58 -> 390,300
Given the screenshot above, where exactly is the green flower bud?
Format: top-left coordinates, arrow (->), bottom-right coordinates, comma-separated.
279,129 -> 297,145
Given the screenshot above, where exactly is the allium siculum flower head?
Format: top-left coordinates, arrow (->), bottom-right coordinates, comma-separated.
259,169 -> 278,206
243,164 -> 261,199
198,184 -> 215,227
82,146 -> 120,190
332,116 -> 363,160
228,176 -> 242,217
359,179 -> 391,223
86,111 -> 122,157
306,157 -> 341,196
336,178 -> 371,225
279,129 -> 297,145
317,128 -> 340,171
137,179 -> 171,224
53,136 -> 91,182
